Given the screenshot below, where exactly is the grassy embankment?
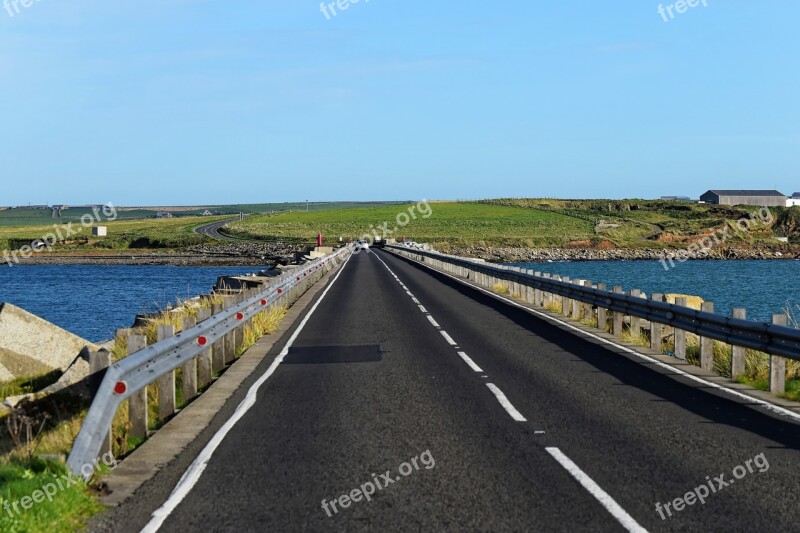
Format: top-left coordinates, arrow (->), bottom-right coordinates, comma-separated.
227,199 -> 795,250
0,299 -> 287,532
0,216 -> 219,254
227,202 -> 597,247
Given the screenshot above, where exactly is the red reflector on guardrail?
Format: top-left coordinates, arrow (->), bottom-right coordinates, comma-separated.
197,336 -> 208,346
114,381 -> 127,395
296,276 -> 301,281
261,299 -> 267,305
277,289 -> 283,294
236,312 -> 244,320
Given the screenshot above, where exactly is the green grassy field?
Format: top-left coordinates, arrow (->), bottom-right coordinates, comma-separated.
0,216 -> 219,252
0,199 -> 793,253
227,199 -> 793,249
0,202 -> 408,228
227,202 -> 597,247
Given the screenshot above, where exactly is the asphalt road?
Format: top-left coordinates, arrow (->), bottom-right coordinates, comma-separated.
95,248 -> 800,532
194,219 -> 240,241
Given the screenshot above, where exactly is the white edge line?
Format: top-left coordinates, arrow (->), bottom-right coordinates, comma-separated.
427,315 -> 441,328
440,330 -> 457,346
409,255 -> 800,424
141,254 -> 353,533
458,351 -> 484,373
546,447 -> 647,533
486,383 -> 527,422
418,305 -> 428,313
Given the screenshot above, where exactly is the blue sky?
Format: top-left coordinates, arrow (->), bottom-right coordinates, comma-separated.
1,1 -> 798,206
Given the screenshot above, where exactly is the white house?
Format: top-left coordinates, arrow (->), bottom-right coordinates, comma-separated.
92,226 -> 108,237
787,193 -> 800,207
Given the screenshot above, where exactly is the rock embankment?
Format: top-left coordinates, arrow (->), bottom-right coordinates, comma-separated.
11,243 -> 305,266
440,244 -> 800,263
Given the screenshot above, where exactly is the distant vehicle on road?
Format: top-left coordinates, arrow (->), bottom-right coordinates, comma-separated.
356,240 -> 370,251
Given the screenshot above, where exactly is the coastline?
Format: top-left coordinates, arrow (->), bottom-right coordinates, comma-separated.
1,242 -> 305,267
439,244 -> 799,263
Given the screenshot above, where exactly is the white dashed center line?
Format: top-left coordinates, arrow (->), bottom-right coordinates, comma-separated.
486,384 -> 527,422
372,252 -> 530,425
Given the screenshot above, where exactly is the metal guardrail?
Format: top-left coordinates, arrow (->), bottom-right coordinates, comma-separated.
387,245 -> 800,360
67,246 -> 351,477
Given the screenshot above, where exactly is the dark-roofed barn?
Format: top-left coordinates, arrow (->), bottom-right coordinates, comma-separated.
700,190 -> 786,207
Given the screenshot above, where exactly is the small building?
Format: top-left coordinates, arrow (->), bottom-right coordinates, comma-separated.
699,190 -> 786,207
201,210 -> 214,216
92,226 -> 108,237
660,196 -> 691,201
156,211 -> 173,219
786,193 -> 800,208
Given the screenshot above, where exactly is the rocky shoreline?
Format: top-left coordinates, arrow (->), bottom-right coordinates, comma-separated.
8,242 -> 305,267
439,244 -> 800,263
7,242 -> 800,266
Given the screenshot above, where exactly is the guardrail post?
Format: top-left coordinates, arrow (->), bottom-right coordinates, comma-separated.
597,283 -> 607,332
534,272 -> 543,306
196,308 -> 213,388
157,325 -> 177,420
582,280 -> 593,322
571,280 -> 581,320
650,293 -> 663,352
612,286 -> 624,337
523,270 -> 534,303
630,289 -> 642,337
700,302 -> 715,370
234,293 -> 246,356
224,297 -> 236,364
127,334 -> 149,440
674,297 -> 687,360
542,274 -> 552,306
771,313 -> 787,395
731,307 -> 747,378
562,277 -> 571,317
212,301 -> 225,372
88,349 -> 112,457
181,317 -> 198,404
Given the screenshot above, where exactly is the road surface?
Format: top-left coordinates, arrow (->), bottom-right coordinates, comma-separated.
194,219 -> 240,241
95,248 -> 800,532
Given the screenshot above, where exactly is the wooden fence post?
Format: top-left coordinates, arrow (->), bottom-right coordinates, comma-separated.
196,308 -> 213,388
597,283 -> 607,332
582,280 -> 593,322
127,334 -> 148,440
674,297 -> 687,360
562,277 -> 571,317
612,286 -> 624,337
630,289 -> 642,338
212,301 -> 225,372
700,302 -> 715,371
157,325 -> 176,421
181,317 -> 198,405
770,314 -> 787,396
650,294 -> 663,352
731,308 -> 747,378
